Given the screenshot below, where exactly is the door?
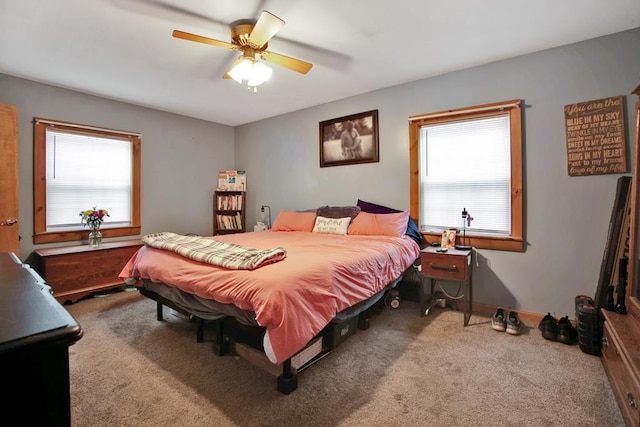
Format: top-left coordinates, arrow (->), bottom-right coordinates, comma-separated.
0,102 -> 20,255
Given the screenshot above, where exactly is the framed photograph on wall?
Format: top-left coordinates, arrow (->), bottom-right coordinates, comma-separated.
319,110 -> 379,167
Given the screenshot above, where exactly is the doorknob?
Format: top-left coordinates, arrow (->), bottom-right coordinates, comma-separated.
1,218 -> 18,226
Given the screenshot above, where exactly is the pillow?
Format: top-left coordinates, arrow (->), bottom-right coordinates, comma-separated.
404,217 -> 423,245
356,199 -> 401,214
271,211 -> 317,232
348,210 -> 410,237
312,216 -> 351,235
316,206 -> 361,223
357,199 -> 422,244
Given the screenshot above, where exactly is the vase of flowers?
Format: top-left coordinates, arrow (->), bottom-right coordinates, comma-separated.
80,207 -> 109,247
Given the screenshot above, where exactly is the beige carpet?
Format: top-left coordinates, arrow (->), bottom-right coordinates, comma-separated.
66,289 -> 624,427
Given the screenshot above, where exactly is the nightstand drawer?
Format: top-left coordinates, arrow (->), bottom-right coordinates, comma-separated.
421,248 -> 471,281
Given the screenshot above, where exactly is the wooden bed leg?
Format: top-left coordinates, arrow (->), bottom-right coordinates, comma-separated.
357,312 -> 370,330
156,301 -> 163,321
212,319 -> 228,356
277,359 -> 298,394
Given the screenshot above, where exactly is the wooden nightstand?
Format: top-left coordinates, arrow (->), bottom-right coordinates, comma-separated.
420,246 -> 473,325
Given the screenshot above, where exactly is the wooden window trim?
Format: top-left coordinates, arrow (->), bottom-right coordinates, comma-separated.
33,118 -> 141,244
409,99 -> 524,252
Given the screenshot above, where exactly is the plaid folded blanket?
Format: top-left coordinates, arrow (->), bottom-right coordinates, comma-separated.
141,232 -> 286,270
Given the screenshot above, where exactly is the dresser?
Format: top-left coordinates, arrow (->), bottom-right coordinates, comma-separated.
0,252 -> 83,426
601,83 -> 640,427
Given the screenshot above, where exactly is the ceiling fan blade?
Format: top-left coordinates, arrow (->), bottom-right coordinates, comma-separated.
248,10 -> 284,48
222,55 -> 244,79
261,50 -> 313,74
172,30 -> 236,50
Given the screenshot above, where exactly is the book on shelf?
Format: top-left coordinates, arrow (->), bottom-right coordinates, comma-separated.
216,194 -> 243,211
217,170 -> 247,192
216,213 -> 243,230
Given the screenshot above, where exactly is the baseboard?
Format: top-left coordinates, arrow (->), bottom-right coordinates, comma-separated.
398,276 -> 568,327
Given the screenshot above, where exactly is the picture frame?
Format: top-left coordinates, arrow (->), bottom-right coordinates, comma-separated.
441,229 -> 457,250
319,110 -> 379,167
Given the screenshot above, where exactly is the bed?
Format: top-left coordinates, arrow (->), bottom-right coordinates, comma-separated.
119,204 -> 421,393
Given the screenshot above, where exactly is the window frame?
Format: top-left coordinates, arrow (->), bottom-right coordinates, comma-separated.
33,118 -> 141,244
409,99 -> 524,252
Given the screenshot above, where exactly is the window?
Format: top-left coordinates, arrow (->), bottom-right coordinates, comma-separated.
409,100 -> 523,251
34,118 -> 141,244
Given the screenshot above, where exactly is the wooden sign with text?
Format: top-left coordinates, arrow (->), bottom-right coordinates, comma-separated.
564,96 -> 627,176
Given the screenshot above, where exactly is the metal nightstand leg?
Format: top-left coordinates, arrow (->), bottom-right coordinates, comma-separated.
463,275 -> 473,326
420,277 -> 437,317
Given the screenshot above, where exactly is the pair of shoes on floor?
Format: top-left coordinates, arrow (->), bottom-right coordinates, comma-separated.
538,313 -> 577,344
492,307 -> 524,335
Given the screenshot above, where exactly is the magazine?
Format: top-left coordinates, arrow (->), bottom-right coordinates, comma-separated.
217,170 -> 247,191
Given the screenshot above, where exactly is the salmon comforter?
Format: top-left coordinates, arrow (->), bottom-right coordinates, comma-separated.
120,230 -> 420,364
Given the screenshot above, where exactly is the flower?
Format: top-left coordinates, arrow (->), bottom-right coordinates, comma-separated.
80,207 -> 109,230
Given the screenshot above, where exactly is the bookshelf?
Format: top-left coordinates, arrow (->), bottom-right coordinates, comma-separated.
213,191 -> 246,235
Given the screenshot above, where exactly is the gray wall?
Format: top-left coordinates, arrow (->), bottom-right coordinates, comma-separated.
0,74 -> 235,257
235,28 -> 640,317
2,28 -> 638,318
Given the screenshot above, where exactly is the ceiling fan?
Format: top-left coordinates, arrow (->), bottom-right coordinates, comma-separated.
172,10 -> 313,91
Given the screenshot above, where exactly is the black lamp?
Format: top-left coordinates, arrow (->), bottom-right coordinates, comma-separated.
260,205 -> 272,229
455,208 -> 473,250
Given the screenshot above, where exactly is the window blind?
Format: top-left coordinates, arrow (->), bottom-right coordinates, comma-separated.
45,129 -> 133,230
419,114 -> 511,235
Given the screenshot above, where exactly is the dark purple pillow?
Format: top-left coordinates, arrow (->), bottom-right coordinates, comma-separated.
356,199 -> 401,214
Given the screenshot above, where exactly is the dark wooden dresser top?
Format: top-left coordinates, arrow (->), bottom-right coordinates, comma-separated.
0,252 -> 82,355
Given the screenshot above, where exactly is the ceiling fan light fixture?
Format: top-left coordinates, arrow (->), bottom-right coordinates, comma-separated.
172,10 -> 312,90
228,57 -> 272,90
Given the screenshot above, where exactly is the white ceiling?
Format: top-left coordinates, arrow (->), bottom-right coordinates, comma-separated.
1,0 -> 639,127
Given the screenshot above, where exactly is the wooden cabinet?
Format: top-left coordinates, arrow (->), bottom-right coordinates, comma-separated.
213,191 -> 245,235
33,239 -> 142,304
601,309 -> 640,426
602,83 -> 640,427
